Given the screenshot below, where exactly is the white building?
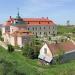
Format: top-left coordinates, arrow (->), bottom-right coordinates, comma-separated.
38,41 -> 75,63
2,12 -> 57,46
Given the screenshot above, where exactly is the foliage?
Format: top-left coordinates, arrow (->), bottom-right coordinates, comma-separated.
0,29 -> 3,41
14,45 -> 21,49
0,46 -> 75,75
22,38 -> 42,59
22,43 -> 34,59
7,44 -> 14,53
49,37 -> 51,40
0,29 -> 2,36
55,48 -> 64,64
57,25 -> 75,35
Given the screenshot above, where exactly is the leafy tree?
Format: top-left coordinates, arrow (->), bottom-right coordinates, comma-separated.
7,44 -> 14,53
0,29 -> 2,36
55,48 -> 64,64
22,38 -> 42,59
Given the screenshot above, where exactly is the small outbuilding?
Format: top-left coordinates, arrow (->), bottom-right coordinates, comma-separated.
38,40 -> 75,63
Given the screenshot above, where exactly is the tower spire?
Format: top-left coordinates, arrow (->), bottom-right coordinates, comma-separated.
17,8 -> 20,16
16,8 -> 21,19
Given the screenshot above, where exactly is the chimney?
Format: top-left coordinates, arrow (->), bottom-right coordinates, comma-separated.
9,16 -> 13,23
10,16 -> 12,19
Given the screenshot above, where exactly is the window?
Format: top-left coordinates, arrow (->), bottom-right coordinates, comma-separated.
28,22 -> 29,24
40,32 -> 41,35
53,31 -> 55,34
49,32 -> 50,34
28,28 -> 29,30
40,27 -> 41,30
33,32 -> 34,34
44,32 -> 45,35
33,27 -> 34,30
36,27 -> 37,30
12,29 -> 13,32
49,26 -> 50,29
36,32 -> 37,37
44,27 -> 45,29
44,48 -> 47,54
36,32 -> 37,35
53,26 -> 54,29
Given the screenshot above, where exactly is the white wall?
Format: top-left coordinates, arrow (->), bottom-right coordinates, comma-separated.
10,36 -> 15,46
38,43 -> 53,62
10,26 -> 18,33
17,37 -> 22,47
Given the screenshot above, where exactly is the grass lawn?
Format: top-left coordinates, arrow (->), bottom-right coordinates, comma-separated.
0,46 -> 75,75
57,25 -> 75,34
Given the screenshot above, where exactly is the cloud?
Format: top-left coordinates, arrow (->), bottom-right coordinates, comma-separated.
21,0 -> 73,14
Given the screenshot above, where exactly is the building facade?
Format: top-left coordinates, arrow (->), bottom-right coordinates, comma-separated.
2,12 -> 57,46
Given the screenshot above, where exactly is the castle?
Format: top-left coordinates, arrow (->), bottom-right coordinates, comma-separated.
2,12 -> 57,47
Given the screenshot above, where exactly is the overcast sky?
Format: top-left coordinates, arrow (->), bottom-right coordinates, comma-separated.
0,0 -> 75,25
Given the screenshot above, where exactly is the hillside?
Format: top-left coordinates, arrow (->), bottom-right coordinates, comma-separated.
0,46 -> 75,75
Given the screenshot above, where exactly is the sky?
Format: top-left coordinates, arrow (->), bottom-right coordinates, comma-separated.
0,0 -> 75,25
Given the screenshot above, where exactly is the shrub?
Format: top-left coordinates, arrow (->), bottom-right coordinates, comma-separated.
7,44 -> 14,52
55,49 -> 64,64
22,42 -> 41,59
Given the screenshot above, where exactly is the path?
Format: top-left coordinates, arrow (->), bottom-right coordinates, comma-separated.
0,41 -> 21,51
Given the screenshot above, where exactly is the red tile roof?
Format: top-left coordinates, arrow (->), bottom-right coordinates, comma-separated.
4,17 -> 55,26
47,41 -> 75,56
10,30 -> 33,36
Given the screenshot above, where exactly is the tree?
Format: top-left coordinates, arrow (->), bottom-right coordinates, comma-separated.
22,37 -> 42,59
22,43 -> 34,59
7,44 -> 14,52
55,48 -> 64,64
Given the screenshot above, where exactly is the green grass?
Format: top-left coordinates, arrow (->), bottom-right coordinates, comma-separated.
57,25 -> 75,34
0,46 -> 75,75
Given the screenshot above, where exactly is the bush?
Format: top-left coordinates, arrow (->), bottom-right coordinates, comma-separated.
49,37 -> 51,40
0,37 -> 4,41
22,37 -> 42,59
22,43 -> 35,59
55,49 -> 64,64
7,44 -> 14,52
22,43 -> 40,59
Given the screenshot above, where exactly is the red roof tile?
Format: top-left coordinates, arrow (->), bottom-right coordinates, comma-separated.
4,17 -> 55,26
47,41 -> 75,56
10,30 -> 33,36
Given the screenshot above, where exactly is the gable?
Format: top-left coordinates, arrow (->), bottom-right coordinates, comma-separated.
40,43 -> 53,57
39,43 -> 53,62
